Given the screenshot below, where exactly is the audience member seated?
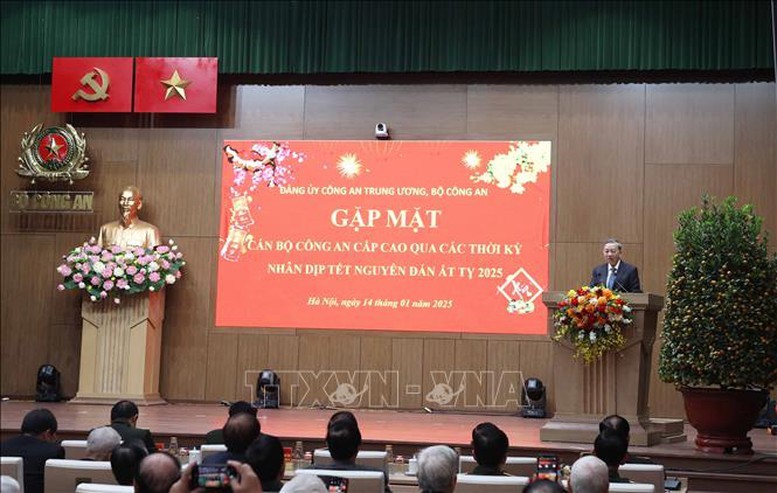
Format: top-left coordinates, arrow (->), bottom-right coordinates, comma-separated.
594,429 -> 630,483
202,413 -> 261,465
111,440 -> 149,486
279,474 -> 327,493
469,422 -> 509,476
524,479 -> 566,493
85,426 -> 123,461
599,415 -> 654,464
569,455 -> 609,493
135,452 -> 181,493
110,400 -> 156,453
307,412 -> 391,493
0,408 -> 65,493
245,434 -> 285,492
416,445 -> 458,493
205,401 -> 257,444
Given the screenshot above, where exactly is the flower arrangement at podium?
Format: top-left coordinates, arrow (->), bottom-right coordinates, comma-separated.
56,238 -> 185,304
552,285 -> 633,363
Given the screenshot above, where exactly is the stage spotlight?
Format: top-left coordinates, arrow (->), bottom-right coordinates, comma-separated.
35,364 -> 61,402
254,369 -> 280,409
521,377 -> 546,418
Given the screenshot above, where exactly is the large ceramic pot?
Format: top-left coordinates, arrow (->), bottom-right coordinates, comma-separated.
681,387 -> 767,454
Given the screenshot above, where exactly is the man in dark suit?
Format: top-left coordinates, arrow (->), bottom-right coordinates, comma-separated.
469,422 -> 509,476
307,413 -> 392,493
589,239 -> 642,292
594,429 -> 631,483
202,412 -> 261,465
0,408 -> 65,493
109,400 -> 157,453
204,400 -> 257,444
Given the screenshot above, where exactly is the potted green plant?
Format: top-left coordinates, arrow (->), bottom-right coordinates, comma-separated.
658,196 -> 777,454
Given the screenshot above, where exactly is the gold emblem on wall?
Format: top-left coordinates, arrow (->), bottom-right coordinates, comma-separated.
17,124 -> 89,184
72,67 -> 111,101
161,69 -> 190,100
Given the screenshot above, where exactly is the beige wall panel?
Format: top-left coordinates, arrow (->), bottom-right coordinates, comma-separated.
518,341 -> 554,412
645,84 -> 734,165
454,339 -> 487,409
359,337 -> 395,409
553,242 -> 644,291
297,334 -> 331,406
486,340 -> 523,412
221,85 -> 305,140
159,237 -> 213,400
421,339 -> 456,411
644,164 -> 733,418
0,234 -> 55,395
46,324 -> 82,398
466,85 -> 559,139
734,83 -> 777,237
392,338 -> 424,409
236,333 -> 270,403
204,332 -> 239,402
643,164 -> 733,296
303,85 -> 467,140
326,334 -> 362,408
265,335 -> 299,407
136,128 -> 219,237
80,127 -> 139,164
556,85 -> 644,243
328,334 -> 361,371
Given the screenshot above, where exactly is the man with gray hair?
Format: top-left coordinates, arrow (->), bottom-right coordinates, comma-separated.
85,426 -> 122,461
416,445 -> 458,493
589,238 -> 641,292
569,455 -> 609,493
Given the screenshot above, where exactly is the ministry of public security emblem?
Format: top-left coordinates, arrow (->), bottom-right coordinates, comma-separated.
17,123 -> 89,184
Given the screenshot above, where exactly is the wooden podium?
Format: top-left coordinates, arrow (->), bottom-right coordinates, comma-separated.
539,292 -> 680,446
71,290 -> 166,405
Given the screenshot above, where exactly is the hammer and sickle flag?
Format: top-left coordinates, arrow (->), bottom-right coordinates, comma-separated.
134,57 -> 217,113
52,57 -> 133,112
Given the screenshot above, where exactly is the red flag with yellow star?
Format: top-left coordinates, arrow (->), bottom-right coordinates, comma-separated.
134,57 -> 217,113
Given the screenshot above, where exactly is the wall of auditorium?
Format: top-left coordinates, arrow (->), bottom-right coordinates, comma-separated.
1,82 -> 774,418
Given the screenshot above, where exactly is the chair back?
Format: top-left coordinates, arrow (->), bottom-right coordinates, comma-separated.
295,468 -> 384,493
312,449 -> 389,474
458,455 -> 537,477
200,444 -> 227,462
618,464 -> 664,493
1,457 -> 25,492
454,473 -> 529,492
76,484 -> 134,493
44,459 -> 117,493
608,483 -> 655,493
62,440 -> 89,460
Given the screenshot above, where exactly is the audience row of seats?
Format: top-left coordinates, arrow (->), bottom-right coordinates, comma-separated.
3,454 -> 662,493
11,444 -> 661,493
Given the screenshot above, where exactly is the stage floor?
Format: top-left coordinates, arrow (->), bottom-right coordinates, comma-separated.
2,400 -> 776,491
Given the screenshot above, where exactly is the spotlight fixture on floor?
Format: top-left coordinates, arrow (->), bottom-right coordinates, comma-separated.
521,377 -> 546,418
254,369 -> 280,409
35,364 -> 61,402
